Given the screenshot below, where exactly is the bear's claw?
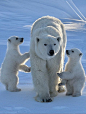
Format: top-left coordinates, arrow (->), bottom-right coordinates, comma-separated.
25,67 -> 31,72
35,95 -> 53,102
57,73 -> 61,77
42,98 -> 52,102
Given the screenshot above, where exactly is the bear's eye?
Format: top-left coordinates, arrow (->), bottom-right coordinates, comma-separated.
79,53 -> 82,56
72,50 -> 74,53
57,37 -> 60,42
37,38 -> 39,42
16,38 -> 18,40
44,44 -> 47,46
54,44 -> 56,46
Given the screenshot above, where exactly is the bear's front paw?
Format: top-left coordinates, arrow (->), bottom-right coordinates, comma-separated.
26,52 -> 30,58
25,67 -> 31,72
57,73 -> 63,78
42,98 -> 52,102
35,95 -> 53,103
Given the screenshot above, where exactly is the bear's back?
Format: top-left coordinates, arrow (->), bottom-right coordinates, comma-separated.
31,16 -> 62,37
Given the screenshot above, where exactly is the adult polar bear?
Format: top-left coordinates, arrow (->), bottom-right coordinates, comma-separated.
30,16 -> 67,102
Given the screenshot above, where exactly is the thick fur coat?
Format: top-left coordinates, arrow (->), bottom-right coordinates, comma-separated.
30,16 -> 67,102
1,36 -> 30,92
58,48 -> 85,97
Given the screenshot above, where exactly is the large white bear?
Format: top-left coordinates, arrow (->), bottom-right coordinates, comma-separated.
30,16 -> 67,102
1,36 -> 30,92
57,48 -> 85,97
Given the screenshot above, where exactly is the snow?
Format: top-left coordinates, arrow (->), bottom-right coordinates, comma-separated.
0,0 -> 86,113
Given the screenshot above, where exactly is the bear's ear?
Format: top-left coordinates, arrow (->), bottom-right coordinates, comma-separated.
8,39 -> 11,43
57,37 -> 61,42
79,53 -> 82,56
36,37 -> 40,42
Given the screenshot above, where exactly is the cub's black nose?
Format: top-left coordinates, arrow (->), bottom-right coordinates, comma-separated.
49,50 -> 54,56
66,50 -> 69,55
20,38 -> 24,42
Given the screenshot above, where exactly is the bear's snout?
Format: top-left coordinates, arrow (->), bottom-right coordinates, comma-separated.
20,38 -> 24,42
49,50 -> 54,56
66,50 -> 70,55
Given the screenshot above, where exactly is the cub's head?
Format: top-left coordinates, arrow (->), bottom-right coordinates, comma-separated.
8,36 -> 24,46
66,48 -> 82,61
35,35 -> 62,60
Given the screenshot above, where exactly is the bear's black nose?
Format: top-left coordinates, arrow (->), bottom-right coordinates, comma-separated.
20,38 -> 24,42
49,50 -> 54,56
66,50 -> 69,55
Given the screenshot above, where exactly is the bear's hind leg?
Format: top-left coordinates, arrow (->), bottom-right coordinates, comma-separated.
72,83 -> 82,97
7,76 -> 21,92
66,83 -> 73,96
8,83 -> 21,92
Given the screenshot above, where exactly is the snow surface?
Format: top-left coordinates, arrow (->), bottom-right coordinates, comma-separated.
0,0 -> 86,113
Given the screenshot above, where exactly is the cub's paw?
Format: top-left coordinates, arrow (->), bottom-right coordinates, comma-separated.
26,52 -> 30,58
8,88 -> 21,92
35,95 -> 53,103
25,67 -> 31,72
58,83 -> 65,86
57,72 -> 65,79
16,88 -> 21,92
57,73 -> 62,78
58,86 -> 65,93
72,93 -> 81,97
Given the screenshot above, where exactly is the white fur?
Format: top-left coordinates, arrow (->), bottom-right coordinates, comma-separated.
30,16 -> 67,102
58,48 -> 85,97
1,36 -> 30,92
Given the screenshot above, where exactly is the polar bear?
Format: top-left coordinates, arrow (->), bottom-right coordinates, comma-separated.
1,36 -> 31,92
57,48 -> 85,97
30,16 -> 67,102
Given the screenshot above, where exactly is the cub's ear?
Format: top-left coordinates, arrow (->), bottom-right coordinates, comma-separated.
36,37 -> 40,42
57,37 -> 61,42
79,53 -> 82,56
8,39 -> 11,42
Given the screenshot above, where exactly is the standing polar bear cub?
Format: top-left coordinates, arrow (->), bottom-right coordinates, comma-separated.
30,16 -> 67,102
1,36 -> 31,92
57,48 -> 85,97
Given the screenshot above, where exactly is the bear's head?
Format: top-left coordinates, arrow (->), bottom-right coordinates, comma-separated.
66,48 -> 82,61
8,36 -> 24,46
35,34 -> 62,60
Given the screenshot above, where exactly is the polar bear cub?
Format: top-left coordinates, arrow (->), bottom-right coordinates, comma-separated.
57,48 -> 85,97
1,36 -> 31,92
